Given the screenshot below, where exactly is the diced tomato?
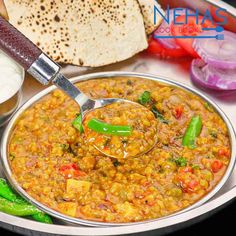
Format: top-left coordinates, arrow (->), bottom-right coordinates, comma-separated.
187,180 -> 199,192
178,177 -> 199,193
171,16 -> 215,57
218,148 -> 230,158
60,163 -> 86,179
103,146 -> 109,151
146,37 -> 188,58
211,160 -> 223,173
178,166 -> 193,174
95,136 -> 104,143
173,106 -> 184,119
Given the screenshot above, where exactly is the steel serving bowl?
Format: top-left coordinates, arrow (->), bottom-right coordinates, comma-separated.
1,71 -> 236,227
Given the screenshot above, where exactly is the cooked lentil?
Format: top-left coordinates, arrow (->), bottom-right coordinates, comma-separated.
8,77 -> 231,223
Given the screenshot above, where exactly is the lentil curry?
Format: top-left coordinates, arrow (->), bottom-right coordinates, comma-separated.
9,77 -> 231,223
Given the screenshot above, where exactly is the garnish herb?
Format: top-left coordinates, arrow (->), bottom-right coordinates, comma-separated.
168,157 -> 187,167
204,102 -> 214,112
138,91 -> 151,105
151,106 -> 169,124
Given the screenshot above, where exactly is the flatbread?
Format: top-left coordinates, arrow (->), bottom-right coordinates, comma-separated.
4,0 -> 30,22
0,0 -> 9,19
5,0 -> 148,67
137,0 -> 164,35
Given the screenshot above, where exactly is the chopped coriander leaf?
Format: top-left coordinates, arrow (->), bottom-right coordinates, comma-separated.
138,91 -> 151,105
9,153 -> 15,161
127,80 -> 133,86
175,157 -> 187,167
204,102 -> 214,112
113,160 -> 120,167
192,164 -> 200,169
209,131 -> 218,138
174,135 -> 183,140
168,157 -> 187,167
151,106 -> 169,124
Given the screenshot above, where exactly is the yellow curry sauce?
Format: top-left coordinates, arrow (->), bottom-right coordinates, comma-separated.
9,77 -> 231,223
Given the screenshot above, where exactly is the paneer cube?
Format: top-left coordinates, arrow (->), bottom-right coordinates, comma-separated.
66,179 -> 92,195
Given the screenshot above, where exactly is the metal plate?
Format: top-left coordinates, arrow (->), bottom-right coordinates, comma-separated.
0,0 -> 236,235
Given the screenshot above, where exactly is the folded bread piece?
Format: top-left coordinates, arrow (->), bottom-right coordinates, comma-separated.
0,0 -> 8,19
4,0 -> 163,67
137,0 -> 165,35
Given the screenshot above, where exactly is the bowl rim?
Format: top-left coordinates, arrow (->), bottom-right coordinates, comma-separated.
0,52 -> 25,105
0,60 -> 25,127
1,71 -> 236,227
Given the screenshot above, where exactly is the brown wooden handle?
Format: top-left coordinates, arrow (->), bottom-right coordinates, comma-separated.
0,16 -> 42,70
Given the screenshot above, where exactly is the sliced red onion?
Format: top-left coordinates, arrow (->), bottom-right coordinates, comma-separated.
154,8 -> 193,50
193,30 -> 236,69
190,59 -> 236,90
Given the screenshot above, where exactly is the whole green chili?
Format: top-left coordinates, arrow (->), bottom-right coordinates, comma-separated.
0,178 -> 52,224
0,196 -> 40,216
182,115 -> 202,149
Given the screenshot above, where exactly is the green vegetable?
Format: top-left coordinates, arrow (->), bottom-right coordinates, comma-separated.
72,113 -> 84,133
182,115 -> 202,149
113,160 -> 121,167
0,196 -> 40,216
209,130 -> 218,138
192,164 -> 200,169
87,118 -> 132,136
0,179 -> 26,204
169,157 -> 187,167
138,91 -> 151,105
31,212 -> 53,224
151,106 -> 169,124
9,153 -> 15,161
0,179 -> 52,224
204,102 -> 214,112
175,157 -> 187,167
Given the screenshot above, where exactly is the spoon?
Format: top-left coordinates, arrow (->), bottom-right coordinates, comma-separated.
0,16 -> 157,158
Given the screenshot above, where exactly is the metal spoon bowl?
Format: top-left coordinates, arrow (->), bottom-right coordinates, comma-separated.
81,99 -> 158,159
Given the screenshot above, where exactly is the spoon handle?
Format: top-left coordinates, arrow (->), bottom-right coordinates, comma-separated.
0,16 -> 41,70
0,16 -> 59,85
0,16 -> 93,111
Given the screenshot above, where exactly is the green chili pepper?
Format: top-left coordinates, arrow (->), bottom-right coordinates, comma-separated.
72,113 -> 84,133
87,118 -> 132,136
31,212 -> 53,224
138,91 -> 151,105
0,179 -> 52,224
182,115 -> 202,149
0,196 -> 40,216
151,106 -> 169,124
0,179 -> 27,204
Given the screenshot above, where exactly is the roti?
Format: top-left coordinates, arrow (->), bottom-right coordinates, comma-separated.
0,0 -> 9,19
5,0 -> 149,67
137,0 -> 164,35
